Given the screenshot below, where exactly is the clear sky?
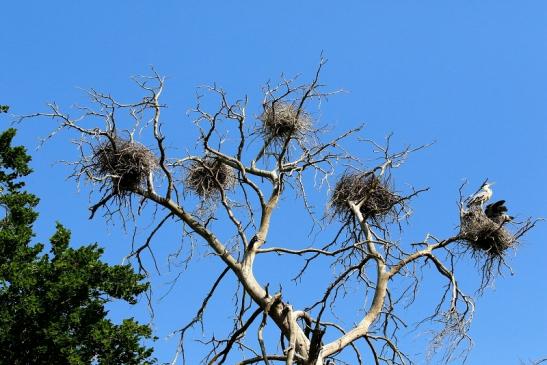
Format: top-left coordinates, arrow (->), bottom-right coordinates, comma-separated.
1,1 -> 546,364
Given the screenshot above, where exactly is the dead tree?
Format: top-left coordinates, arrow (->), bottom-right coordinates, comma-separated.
22,59 -> 537,364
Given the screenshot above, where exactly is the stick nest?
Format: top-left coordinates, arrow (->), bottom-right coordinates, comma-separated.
330,172 -> 400,222
91,138 -> 158,193
459,207 -> 515,257
258,101 -> 312,143
185,157 -> 236,198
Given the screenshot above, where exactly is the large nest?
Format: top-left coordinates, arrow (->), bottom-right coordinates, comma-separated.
185,157 -> 236,198
258,101 -> 312,143
330,171 -> 400,222
459,207 -> 515,257
91,138 -> 158,193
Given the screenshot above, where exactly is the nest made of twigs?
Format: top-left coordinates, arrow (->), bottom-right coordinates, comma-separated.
459,207 -> 515,257
330,171 -> 400,222
185,157 -> 236,198
258,101 -> 312,143
91,138 -> 158,193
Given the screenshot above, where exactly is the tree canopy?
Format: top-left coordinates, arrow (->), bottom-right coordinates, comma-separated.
0,126 -> 156,364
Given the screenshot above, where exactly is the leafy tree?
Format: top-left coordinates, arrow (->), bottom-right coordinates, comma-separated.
0,126 -> 156,364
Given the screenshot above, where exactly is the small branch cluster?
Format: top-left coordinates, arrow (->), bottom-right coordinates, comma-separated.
92,137 -> 158,193
184,157 -> 236,198
459,206 -> 514,257
457,185 -> 539,290
330,171 -> 400,223
258,101 -> 312,145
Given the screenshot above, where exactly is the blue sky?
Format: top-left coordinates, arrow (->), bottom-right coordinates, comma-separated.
2,1 -> 546,364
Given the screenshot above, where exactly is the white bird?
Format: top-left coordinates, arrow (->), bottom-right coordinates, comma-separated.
467,182 -> 494,208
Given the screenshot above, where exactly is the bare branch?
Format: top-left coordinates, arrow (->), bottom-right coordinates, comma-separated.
25,62 -> 538,365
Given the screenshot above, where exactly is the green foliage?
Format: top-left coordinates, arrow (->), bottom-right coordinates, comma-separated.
0,106 -> 8,113
0,128 -> 156,364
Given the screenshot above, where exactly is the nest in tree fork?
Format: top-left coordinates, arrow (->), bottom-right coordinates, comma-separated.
459,207 -> 515,257
91,138 -> 158,193
330,171 -> 400,222
258,101 -> 312,143
185,157 -> 236,198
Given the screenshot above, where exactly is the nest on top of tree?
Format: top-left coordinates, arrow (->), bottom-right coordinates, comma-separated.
258,101 -> 312,144
330,171 -> 400,223
459,207 -> 515,257
184,156 -> 236,199
91,137 -> 158,194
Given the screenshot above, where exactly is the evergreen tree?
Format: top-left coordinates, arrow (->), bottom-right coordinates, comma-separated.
0,126 -> 156,364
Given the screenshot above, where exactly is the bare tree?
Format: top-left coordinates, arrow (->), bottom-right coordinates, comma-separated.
22,59 -> 537,364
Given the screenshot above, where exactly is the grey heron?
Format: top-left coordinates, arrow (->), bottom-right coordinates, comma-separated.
485,200 -> 507,216
485,199 -> 513,224
467,182 -> 494,208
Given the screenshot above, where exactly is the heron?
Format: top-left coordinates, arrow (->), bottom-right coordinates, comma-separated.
499,213 -> 513,223
467,182 -> 494,208
485,200 -> 507,217
485,199 -> 513,224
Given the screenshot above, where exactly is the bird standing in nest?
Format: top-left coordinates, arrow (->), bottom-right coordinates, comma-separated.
467,181 -> 494,208
485,199 -> 514,224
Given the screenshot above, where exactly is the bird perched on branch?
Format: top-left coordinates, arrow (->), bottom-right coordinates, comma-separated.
485,199 -> 514,224
467,182 -> 493,208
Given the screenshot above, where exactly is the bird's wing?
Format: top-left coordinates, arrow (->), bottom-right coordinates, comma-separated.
490,200 -> 508,213
491,200 -> 506,209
